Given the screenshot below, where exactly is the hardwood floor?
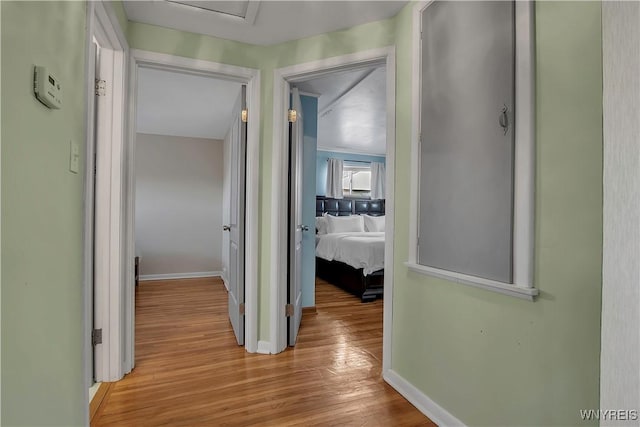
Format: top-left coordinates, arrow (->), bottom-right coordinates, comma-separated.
91,277 -> 434,426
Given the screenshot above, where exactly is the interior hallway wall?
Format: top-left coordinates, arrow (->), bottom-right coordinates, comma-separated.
391,2 -> 603,425
135,133 -> 224,277
1,2 -> 87,425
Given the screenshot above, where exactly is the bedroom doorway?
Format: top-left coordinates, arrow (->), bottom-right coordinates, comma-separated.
133,68 -> 246,344
128,56 -> 260,355
89,50 -> 261,388
271,47 -> 396,364
296,65 -> 387,305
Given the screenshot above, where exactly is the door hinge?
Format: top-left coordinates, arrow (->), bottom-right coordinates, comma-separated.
239,303 -> 245,316
288,109 -> 297,123
241,109 -> 248,123
92,328 -> 103,346
95,79 -> 106,96
285,303 -> 294,317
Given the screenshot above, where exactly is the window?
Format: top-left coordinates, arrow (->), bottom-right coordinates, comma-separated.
342,164 -> 371,198
406,1 -> 537,300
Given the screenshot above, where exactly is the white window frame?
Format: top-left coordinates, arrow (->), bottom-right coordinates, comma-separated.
405,0 -> 538,301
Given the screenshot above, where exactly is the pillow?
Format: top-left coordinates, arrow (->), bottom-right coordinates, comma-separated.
315,215 -> 329,235
363,214 -> 385,232
325,214 -> 365,234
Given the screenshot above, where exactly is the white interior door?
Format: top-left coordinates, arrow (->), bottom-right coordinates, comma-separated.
288,88 -> 304,346
227,85 -> 247,345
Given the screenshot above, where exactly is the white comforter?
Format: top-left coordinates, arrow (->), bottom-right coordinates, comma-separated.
315,232 -> 385,276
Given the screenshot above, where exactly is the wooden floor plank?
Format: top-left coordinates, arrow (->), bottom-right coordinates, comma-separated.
91,277 -> 434,426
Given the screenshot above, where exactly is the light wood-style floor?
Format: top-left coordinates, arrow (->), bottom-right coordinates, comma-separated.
91,277 -> 434,426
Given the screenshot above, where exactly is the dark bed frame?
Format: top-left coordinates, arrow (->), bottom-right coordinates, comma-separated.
315,196 -> 385,302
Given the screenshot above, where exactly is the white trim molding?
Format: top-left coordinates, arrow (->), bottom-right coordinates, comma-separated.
270,47 -> 396,365
85,0 -> 130,388
405,262 -> 538,301
128,50 -> 260,355
408,1 -> 536,300
83,1 -> 129,423
139,271 -> 222,281
257,341 -> 272,355
383,370 -> 467,427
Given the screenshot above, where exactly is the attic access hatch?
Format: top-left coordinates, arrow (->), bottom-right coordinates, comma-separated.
167,0 -> 259,23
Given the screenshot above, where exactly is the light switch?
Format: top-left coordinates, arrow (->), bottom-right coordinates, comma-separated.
69,140 -> 80,174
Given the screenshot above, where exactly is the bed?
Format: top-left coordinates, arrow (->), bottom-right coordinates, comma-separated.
315,196 -> 385,302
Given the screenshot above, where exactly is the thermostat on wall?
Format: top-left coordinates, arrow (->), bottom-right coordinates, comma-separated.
33,65 -> 62,109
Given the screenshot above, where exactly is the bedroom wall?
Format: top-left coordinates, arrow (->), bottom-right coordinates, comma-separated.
135,133 -> 224,278
301,95 -> 318,308
1,1 -> 87,425
391,2 -> 603,425
315,150 -> 386,196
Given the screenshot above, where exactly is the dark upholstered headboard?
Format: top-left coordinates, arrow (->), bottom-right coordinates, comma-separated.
316,196 -> 385,217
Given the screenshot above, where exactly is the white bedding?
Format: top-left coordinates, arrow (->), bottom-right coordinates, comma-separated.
315,232 -> 385,276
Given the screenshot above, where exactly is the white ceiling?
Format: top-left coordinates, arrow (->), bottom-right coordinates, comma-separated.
123,1 -> 407,46
136,67 -> 241,140
296,66 -> 386,156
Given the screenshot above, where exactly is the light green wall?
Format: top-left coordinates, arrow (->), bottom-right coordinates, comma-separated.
127,21 -> 262,69
392,2 -> 603,425
127,18 -> 397,340
127,5 -> 603,424
1,1 -> 87,426
109,0 -> 128,36
0,2 -> 603,425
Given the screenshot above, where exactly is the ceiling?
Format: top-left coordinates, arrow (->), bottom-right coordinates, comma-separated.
136,67 -> 241,140
296,65 -> 386,156
129,1 -> 393,150
123,1 -> 407,46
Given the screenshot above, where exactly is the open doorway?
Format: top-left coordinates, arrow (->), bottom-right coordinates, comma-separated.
301,64 -> 387,299
133,65 -> 246,342
133,65 -> 248,351
271,47 -> 396,362
88,50 -> 260,395
287,65 -> 388,347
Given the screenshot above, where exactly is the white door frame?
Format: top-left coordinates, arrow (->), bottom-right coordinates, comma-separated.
127,50 -> 261,355
83,0 -> 129,415
270,47 -> 396,370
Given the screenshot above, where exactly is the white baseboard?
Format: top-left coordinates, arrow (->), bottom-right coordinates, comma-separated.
257,340 -> 271,354
383,369 -> 466,427
139,271 -> 222,281
88,382 -> 101,403
222,274 -> 229,291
